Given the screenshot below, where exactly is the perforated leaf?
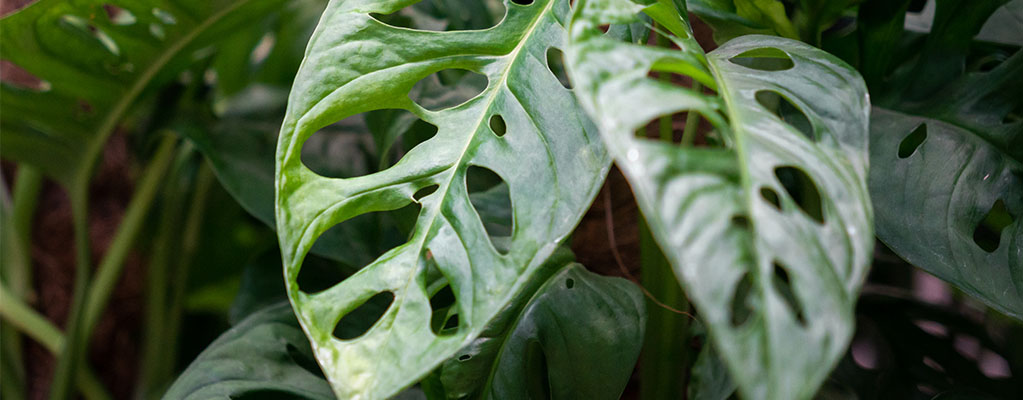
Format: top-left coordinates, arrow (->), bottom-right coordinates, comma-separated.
274,0 -> 609,398
860,0 -> 1023,319
566,1 -> 872,398
0,0 -> 285,187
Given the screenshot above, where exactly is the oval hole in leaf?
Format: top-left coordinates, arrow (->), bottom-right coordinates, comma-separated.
302,110 -> 437,178
731,215 -> 750,230
299,205 -> 421,294
730,272 -> 754,327
898,124 -> 927,158
760,187 -> 782,210
546,47 -> 571,89
231,389 -> 316,400
249,33 -> 275,65
410,69 -> 488,111
973,199 -> 1013,253
490,114 -> 507,137
729,47 -> 795,71
774,166 -> 825,224
755,90 -> 815,141
430,283 -> 459,336
103,4 -> 136,25
0,60 -> 51,92
58,15 -> 120,56
524,340 -> 551,400
512,0 -> 535,5
771,261 -> 806,326
414,184 -> 440,202
850,333 -> 880,370
333,291 -> 395,341
565,278 -> 575,289
466,166 -> 514,254
369,0 -> 506,31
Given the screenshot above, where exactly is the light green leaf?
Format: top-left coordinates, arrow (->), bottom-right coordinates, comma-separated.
163,302 -> 335,400
566,1 -> 873,399
434,260 -> 644,400
859,0 -> 1023,319
274,0 -> 610,398
0,0 -> 286,188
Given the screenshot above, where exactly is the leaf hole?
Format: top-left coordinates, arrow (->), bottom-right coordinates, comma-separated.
466,166 -> 514,255
298,206 -> 420,294
771,261 -> 806,326
973,199 -> 1013,253
850,334 -> 880,370
525,340 -> 552,400
0,60 -> 51,92
301,109 -> 437,178
755,90 -> 815,141
490,114 -> 507,137
332,291 -> 395,341
897,124 -> 927,158
369,0 -> 505,31
249,33 -> 276,66
565,278 -> 575,289
59,15 -> 120,56
410,69 -> 488,111
731,215 -> 750,230
729,47 -> 795,71
729,272 -> 754,327
774,166 -> 825,224
414,185 -> 440,202
546,47 -> 571,89
760,187 -> 782,210
103,4 -> 136,25
458,354 -> 472,362
512,0 -> 535,5
430,283 -> 459,336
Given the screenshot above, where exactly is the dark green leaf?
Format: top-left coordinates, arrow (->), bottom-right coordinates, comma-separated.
163,302 -> 334,400
434,260 -> 645,400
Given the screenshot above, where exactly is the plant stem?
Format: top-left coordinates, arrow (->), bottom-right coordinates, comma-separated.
0,282 -> 111,400
638,216 -> 691,400
49,134 -> 178,400
1,167 -> 41,400
681,82 -> 703,146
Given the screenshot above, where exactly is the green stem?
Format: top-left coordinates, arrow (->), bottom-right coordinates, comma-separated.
50,134 -> 178,400
1,167 -> 41,400
10,167 -> 42,297
161,161 -> 215,385
0,283 -> 111,400
82,134 -> 178,334
638,216 -> 691,400
49,183 -> 94,400
681,82 -> 703,146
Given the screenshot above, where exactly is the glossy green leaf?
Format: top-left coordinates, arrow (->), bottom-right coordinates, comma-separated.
860,0 -> 1023,319
433,260 -> 645,400
274,0 -> 610,398
0,0 -> 285,187
566,1 -> 873,398
163,302 -> 335,400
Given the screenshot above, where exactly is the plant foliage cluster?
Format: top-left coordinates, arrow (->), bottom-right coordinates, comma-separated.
0,0 -> 1020,399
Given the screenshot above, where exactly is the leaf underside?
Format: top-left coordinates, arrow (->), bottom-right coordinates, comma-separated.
566,1 -> 873,399
274,0 -> 609,398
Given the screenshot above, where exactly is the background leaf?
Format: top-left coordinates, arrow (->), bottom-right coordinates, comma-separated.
566,1 -> 873,398
274,0 -> 611,398
432,260 -> 645,400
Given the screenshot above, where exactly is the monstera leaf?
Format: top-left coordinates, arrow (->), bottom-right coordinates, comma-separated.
857,0 -> 1023,319
274,0 -> 610,398
566,1 -> 872,398
0,0 -> 286,188
431,259 -> 645,400
163,302 -> 334,400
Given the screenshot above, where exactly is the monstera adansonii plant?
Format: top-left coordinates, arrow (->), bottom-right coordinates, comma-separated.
271,0 -> 873,398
